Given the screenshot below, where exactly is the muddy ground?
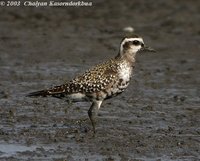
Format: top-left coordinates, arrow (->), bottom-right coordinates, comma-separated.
0,0 -> 200,160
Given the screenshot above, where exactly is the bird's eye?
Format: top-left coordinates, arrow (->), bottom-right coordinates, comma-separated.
132,40 -> 140,45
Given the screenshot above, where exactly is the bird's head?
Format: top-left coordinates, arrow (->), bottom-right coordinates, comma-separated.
119,35 -> 155,55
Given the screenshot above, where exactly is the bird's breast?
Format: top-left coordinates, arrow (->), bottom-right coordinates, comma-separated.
118,62 -> 132,83
101,63 -> 133,99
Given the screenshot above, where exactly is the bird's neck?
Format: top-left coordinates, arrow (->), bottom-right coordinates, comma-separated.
115,50 -> 137,65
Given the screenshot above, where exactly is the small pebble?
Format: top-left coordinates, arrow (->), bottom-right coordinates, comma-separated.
123,26 -> 134,33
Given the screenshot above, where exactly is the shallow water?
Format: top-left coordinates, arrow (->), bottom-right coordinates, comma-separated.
0,143 -> 37,157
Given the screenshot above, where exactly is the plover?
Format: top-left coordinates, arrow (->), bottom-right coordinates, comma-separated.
27,35 -> 155,134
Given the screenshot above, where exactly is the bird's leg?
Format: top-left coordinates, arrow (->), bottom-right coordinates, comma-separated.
88,100 -> 102,134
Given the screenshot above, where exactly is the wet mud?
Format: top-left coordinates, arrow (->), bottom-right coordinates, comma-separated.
0,0 -> 200,160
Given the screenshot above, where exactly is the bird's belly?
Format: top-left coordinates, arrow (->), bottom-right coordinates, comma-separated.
104,79 -> 130,99
67,93 -> 88,102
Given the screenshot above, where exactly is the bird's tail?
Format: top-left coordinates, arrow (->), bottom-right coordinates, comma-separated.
26,90 -> 49,97
26,84 -> 71,98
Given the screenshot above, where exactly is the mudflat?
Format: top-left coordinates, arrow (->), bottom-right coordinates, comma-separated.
0,1 -> 199,160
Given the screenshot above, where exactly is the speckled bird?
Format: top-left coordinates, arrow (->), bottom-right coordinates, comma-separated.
27,35 -> 155,134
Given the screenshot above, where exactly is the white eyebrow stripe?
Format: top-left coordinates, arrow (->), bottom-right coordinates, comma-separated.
123,38 -> 143,42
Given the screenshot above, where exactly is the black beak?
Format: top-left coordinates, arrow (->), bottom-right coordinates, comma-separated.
141,46 -> 156,52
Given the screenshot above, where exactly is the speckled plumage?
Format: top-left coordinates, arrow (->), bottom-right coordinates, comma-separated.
27,36 -> 155,134
42,58 -> 132,100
